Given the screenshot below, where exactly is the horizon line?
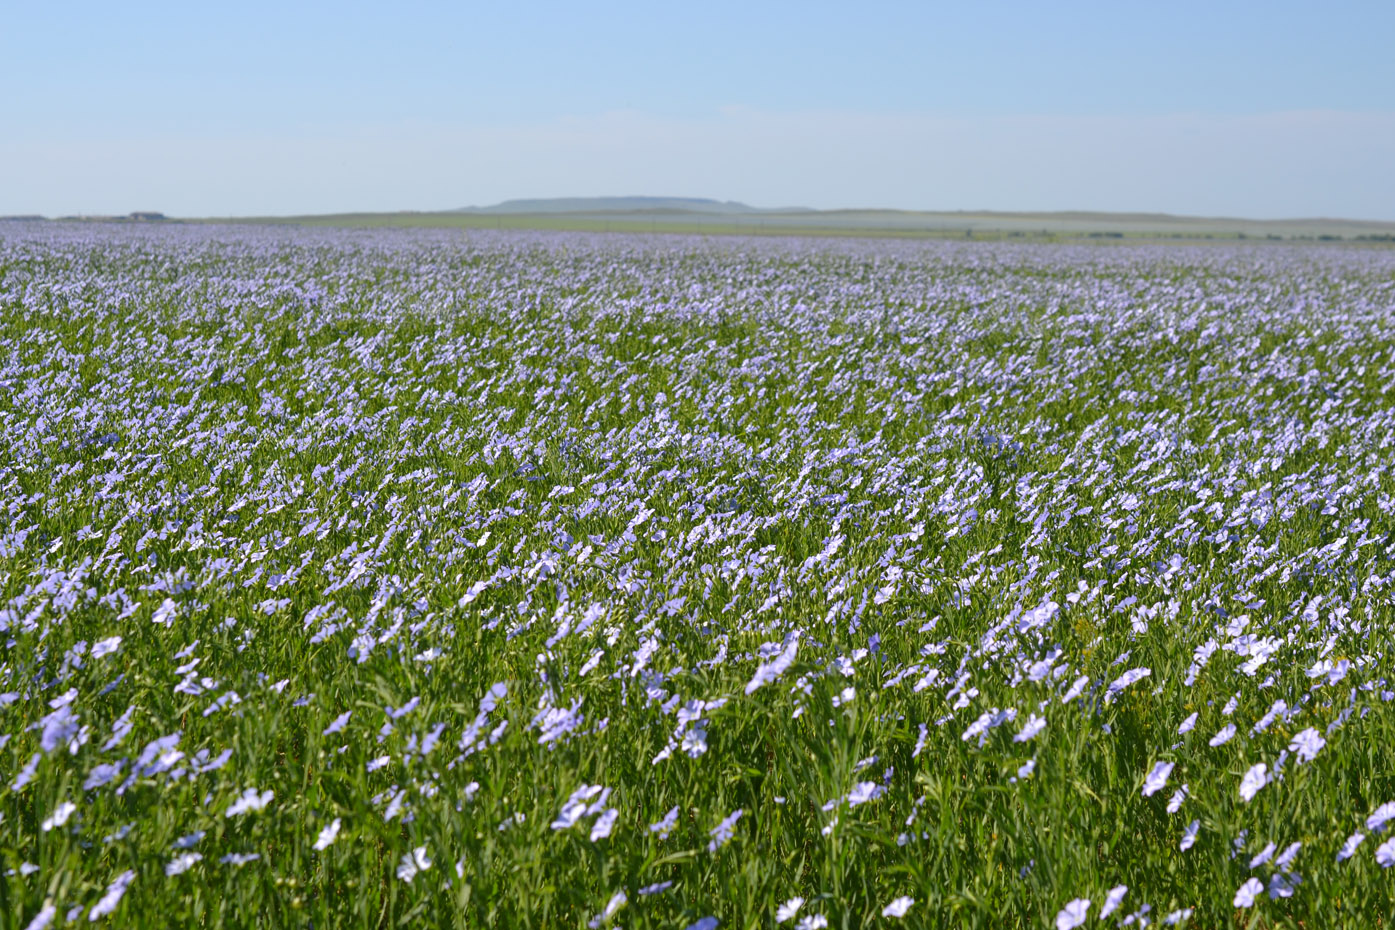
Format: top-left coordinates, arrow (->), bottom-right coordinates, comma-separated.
9,203 -> 1395,227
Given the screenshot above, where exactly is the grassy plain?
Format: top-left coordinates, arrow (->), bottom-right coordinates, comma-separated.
187,208 -> 1395,242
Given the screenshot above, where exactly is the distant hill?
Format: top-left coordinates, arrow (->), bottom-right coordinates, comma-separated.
452,196 -> 813,215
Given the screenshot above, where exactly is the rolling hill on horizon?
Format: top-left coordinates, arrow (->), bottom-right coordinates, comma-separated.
451,196 -> 814,215
442,197 -> 1393,227
13,198 -> 1395,241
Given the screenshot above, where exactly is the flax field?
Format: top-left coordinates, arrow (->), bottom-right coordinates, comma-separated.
3,223 -> 1395,928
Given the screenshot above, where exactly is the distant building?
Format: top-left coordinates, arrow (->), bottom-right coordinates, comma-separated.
128,212 -> 167,221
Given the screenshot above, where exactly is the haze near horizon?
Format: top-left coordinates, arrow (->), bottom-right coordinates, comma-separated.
3,0 -> 1393,220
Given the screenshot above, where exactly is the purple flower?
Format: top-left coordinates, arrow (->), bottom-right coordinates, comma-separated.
1337,832 -> 1365,861
1366,801 -> 1395,832
11,753 -> 41,791
1141,761 -> 1173,797
649,806 -> 679,839
1100,886 -> 1127,919
1014,714 -> 1046,742
1104,668 -> 1150,704
1180,820 -> 1199,851
323,711 -> 352,735
708,808 -> 743,852
589,808 -> 618,841
847,781 -> 882,806
745,634 -> 799,694
88,869 -> 135,921
1208,723 -> 1236,747
1288,727 -> 1325,763
24,904 -> 56,930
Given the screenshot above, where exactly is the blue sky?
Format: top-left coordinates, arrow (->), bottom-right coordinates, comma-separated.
3,1 -> 1393,218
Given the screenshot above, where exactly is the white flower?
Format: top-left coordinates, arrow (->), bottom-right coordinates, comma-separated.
40,801 -> 77,832
795,916 -> 827,930
151,598 -> 177,626
164,852 -> 202,876
396,846 -> 431,882
1288,727 -> 1325,763
681,727 -> 708,758
220,852 -> 259,866
314,818 -> 341,850
1055,898 -> 1089,930
91,636 -> 122,658
776,897 -> 804,923
1233,877 -> 1263,908
588,891 -> 627,928
1238,764 -> 1267,802
847,781 -> 882,806
881,896 -> 914,917
226,788 -> 274,818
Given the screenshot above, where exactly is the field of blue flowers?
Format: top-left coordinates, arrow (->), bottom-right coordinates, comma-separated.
3,223 -> 1395,928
